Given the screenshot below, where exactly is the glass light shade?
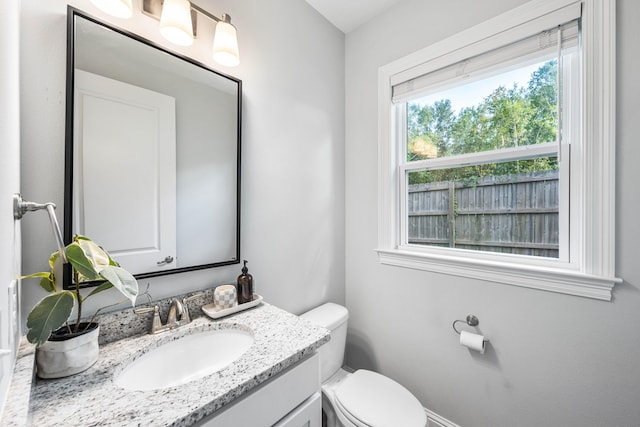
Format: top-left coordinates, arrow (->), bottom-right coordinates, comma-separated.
212,21 -> 240,67
160,0 -> 194,46
90,0 -> 132,19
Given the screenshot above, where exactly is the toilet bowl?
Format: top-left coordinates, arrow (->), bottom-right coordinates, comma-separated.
301,303 -> 426,427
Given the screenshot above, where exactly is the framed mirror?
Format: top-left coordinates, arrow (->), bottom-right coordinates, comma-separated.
64,7 -> 241,287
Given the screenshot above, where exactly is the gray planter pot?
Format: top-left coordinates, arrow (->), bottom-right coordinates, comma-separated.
35,323 -> 100,379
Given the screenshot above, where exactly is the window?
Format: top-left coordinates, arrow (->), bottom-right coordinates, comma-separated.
377,0 -> 620,300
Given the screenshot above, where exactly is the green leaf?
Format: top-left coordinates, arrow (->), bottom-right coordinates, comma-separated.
39,276 -> 55,293
48,251 -> 60,271
26,291 -> 75,347
18,272 -> 56,293
19,272 -> 50,280
77,238 -> 110,270
98,266 -> 138,306
52,250 -> 64,291
65,243 -> 101,281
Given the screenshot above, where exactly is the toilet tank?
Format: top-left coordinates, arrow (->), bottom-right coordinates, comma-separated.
300,303 -> 348,382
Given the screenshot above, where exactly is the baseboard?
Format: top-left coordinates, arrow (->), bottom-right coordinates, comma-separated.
425,407 -> 460,427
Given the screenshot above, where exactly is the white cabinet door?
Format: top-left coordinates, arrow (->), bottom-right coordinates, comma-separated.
196,354 -> 321,427
273,392 -> 322,427
73,70 -> 177,274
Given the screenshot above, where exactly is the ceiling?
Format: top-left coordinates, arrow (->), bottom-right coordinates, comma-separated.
304,0 -> 403,33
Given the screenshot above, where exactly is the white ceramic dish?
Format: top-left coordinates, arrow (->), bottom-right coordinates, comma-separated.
202,294 -> 263,319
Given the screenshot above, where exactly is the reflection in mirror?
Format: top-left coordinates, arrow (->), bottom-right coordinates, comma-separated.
64,8 -> 241,287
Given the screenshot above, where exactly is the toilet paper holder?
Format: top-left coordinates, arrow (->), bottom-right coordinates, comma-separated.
452,314 -> 488,342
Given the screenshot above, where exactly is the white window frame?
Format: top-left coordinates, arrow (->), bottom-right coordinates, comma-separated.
377,0 -> 621,300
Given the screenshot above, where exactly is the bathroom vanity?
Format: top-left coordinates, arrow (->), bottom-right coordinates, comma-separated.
2,297 -> 329,426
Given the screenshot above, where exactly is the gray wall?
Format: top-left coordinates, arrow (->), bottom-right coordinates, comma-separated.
345,0 -> 640,426
19,0 -> 345,321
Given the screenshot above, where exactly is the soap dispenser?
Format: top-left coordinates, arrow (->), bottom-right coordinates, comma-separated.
236,260 -> 254,304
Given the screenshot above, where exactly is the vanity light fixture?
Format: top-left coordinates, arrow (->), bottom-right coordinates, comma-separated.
144,0 -> 240,67
89,0 -> 133,19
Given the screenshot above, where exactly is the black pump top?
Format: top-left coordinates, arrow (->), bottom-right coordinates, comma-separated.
242,260 -> 248,274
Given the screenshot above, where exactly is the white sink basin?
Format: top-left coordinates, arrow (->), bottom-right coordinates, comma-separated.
114,328 -> 254,391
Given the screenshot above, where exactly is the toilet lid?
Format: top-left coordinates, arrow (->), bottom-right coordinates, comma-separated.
334,370 -> 426,427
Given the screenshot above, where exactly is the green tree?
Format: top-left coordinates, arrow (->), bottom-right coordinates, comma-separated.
526,60 -> 558,145
484,85 -> 534,149
450,105 -> 489,155
407,103 -> 433,140
431,99 -> 455,156
406,60 -> 560,184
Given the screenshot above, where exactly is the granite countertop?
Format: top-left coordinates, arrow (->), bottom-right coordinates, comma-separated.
2,301 -> 329,427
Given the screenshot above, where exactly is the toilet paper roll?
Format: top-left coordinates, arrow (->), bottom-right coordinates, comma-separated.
459,330 -> 487,354
214,285 -> 238,310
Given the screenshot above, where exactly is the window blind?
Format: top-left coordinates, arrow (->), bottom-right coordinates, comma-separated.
392,3 -> 581,103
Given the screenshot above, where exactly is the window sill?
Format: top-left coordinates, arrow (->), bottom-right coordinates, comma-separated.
376,248 -> 621,301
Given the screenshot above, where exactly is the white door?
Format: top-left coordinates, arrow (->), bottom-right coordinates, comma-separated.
74,70 -> 177,274
0,0 -> 21,414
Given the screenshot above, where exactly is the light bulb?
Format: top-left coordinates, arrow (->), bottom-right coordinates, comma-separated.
160,0 -> 194,46
212,16 -> 239,67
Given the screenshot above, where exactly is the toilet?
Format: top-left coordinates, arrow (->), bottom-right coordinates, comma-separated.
301,303 -> 427,427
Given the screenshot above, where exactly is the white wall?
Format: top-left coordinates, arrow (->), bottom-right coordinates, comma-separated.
0,0 -> 21,413
345,0 -> 640,426
19,0 -> 345,323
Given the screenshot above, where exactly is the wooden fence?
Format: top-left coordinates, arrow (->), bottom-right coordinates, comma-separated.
407,170 -> 559,258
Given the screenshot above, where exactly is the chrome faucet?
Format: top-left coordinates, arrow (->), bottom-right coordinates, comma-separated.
134,294 -> 201,334
166,298 -> 184,325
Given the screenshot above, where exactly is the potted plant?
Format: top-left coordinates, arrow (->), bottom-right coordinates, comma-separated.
21,234 -> 138,378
